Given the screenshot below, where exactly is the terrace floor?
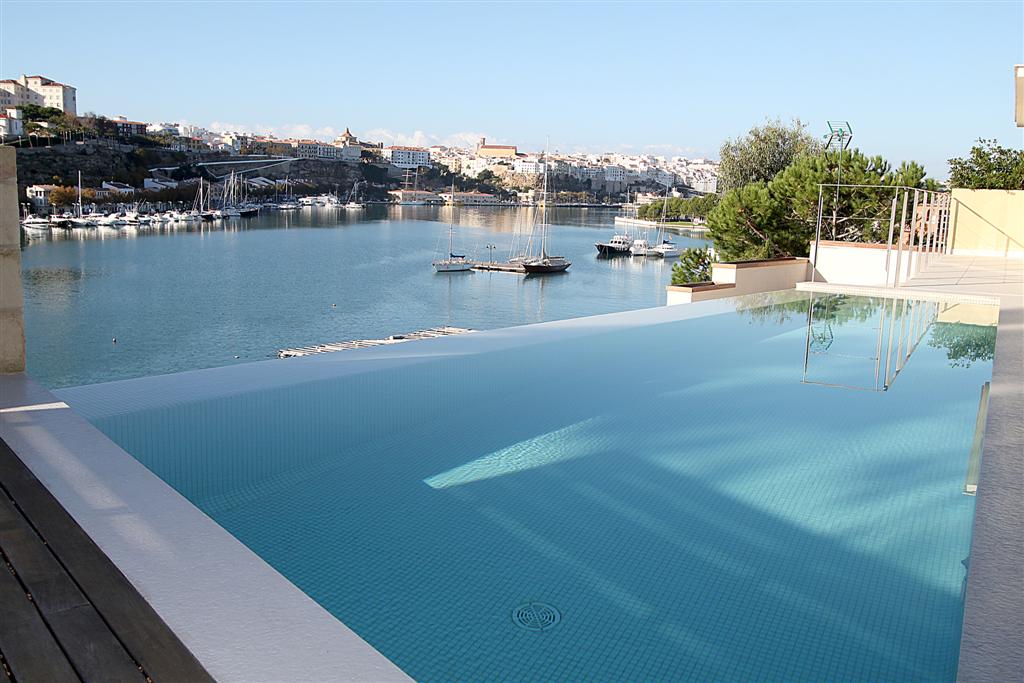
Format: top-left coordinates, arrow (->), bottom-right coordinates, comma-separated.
906,253 -> 1024,300
0,436 -> 212,683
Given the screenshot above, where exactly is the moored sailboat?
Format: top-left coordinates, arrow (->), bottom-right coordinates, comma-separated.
432,182 -> 473,273
344,180 -> 364,209
522,146 -> 571,274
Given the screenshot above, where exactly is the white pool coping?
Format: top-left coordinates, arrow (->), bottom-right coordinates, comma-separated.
796,281 -> 1001,306
0,374 -> 412,683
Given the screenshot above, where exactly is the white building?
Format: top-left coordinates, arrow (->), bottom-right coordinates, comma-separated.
293,140 -> 338,159
603,165 -> 627,182
102,181 -> 135,195
686,173 -> 718,194
651,169 -> 676,187
336,144 -> 362,162
388,189 -> 442,204
26,184 -> 58,209
383,146 -> 431,169
439,191 -> 501,205
512,159 -> 545,175
144,178 -> 178,192
0,108 -> 23,139
0,75 -> 77,115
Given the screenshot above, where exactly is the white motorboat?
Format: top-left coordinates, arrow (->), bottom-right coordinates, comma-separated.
100,213 -> 127,226
648,240 -> 681,258
630,238 -> 652,256
21,215 -> 51,228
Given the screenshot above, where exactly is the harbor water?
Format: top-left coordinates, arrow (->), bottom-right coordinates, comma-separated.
21,206 -> 709,388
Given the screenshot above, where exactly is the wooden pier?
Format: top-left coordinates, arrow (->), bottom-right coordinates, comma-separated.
278,326 -> 474,358
471,261 -> 526,273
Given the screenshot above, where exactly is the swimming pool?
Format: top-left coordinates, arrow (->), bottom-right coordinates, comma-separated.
59,290 -> 997,682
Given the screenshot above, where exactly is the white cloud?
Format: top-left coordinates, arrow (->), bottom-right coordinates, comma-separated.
362,128 -> 491,149
207,121 -> 338,140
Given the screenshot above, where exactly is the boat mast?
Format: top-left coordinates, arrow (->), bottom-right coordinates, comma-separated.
657,174 -> 671,243
77,171 -> 82,218
540,141 -> 549,258
448,181 -> 456,257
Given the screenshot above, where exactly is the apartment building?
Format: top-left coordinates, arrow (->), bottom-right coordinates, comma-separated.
0,75 -> 77,115
112,116 -> 147,137
26,184 -> 58,209
513,159 -> 545,175
383,146 -> 431,169
0,108 -> 23,139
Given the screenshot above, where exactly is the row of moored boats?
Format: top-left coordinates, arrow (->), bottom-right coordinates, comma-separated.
595,186 -> 681,259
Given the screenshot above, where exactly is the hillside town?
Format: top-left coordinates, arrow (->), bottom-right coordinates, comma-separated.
4,73 -> 719,213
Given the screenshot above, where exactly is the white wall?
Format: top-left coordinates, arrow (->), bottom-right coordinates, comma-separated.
809,241 -> 918,287
666,258 -> 810,305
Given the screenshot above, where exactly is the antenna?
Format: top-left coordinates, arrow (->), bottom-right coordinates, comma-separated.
823,121 -> 853,239
823,121 -> 853,152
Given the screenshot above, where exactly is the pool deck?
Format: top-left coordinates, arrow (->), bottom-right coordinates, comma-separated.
0,436 -> 213,682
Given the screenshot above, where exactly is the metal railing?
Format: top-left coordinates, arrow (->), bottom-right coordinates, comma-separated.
801,293 -> 947,391
811,184 -> 952,288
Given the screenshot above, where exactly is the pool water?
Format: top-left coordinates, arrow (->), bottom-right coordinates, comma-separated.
60,291 -> 997,682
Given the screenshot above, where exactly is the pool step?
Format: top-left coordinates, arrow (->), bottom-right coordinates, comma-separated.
277,326 -> 474,358
963,381 -> 990,496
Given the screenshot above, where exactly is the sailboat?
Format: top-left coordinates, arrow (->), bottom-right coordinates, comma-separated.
433,183 -> 473,272
522,147 -> 571,274
70,171 -> 96,227
631,181 -> 671,256
344,180 -> 364,209
648,186 -> 681,258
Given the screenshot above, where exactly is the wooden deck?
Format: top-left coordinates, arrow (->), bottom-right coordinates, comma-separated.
470,261 -> 526,273
0,437 -> 213,683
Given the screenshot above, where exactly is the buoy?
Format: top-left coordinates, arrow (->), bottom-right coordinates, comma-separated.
234,355 -> 240,359
112,337 -> 117,344
331,303 -> 337,308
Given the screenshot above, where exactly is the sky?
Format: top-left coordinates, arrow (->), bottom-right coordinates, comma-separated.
2,0 -> 1022,177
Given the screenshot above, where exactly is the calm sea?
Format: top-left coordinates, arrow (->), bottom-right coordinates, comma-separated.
20,206 -> 708,388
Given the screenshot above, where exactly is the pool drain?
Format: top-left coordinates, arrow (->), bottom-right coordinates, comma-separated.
512,602 -> 561,631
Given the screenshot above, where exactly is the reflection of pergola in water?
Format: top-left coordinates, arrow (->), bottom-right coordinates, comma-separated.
801,294 -> 944,392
